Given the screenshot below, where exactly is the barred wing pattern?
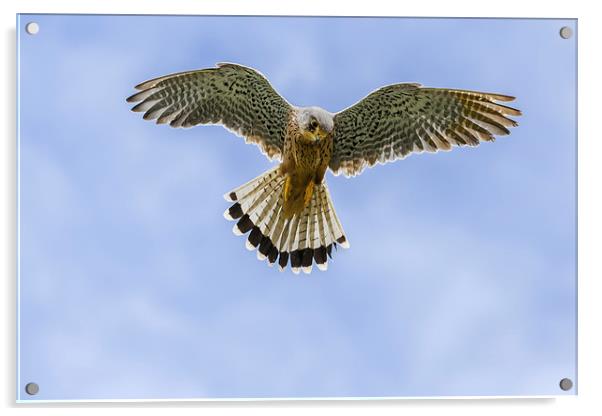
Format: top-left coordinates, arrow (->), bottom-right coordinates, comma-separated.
127,63 -> 292,160
329,84 -> 521,176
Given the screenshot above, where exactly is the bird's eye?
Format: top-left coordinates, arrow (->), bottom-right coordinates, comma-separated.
310,120 -> 319,130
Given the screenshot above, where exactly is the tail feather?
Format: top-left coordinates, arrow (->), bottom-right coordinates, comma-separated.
268,203 -> 287,253
240,175 -> 283,227
314,187 -> 330,270
224,168 -> 349,273
323,185 -> 350,249
303,193 -> 319,274
292,201 -> 315,274
224,168 -> 278,203
318,186 -> 337,249
286,211 -> 303,274
248,185 -> 281,244
256,195 -> 282,261
275,218 -> 292,270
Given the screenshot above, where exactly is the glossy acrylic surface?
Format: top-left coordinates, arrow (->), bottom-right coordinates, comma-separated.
17,14 -> 577,401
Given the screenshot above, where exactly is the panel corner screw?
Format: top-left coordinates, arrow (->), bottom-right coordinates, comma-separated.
559,26 -> 573,39
559,378 -> 573,391
25,382 -> 39,395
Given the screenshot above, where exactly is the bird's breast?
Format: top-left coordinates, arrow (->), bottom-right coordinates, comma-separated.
293,135 -> 333,175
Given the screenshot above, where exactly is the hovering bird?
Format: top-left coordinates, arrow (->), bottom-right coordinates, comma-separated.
127,63 -> 520,274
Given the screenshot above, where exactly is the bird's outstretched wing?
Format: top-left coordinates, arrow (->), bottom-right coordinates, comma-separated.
329,84 -> 521,176
127,63 -> 292,160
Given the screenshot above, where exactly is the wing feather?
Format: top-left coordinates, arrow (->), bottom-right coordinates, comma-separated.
127,63 -> 292,161
330,84 -> 521,176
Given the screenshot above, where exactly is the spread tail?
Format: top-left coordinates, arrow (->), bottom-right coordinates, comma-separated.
223,167 -> 349,274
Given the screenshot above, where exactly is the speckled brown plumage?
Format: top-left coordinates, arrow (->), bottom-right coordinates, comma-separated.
127,63 -> 290,160
330,84 -> 521,176
279,113 -> 333,218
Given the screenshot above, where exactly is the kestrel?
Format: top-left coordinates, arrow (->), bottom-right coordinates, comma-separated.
127,63 -> 520,274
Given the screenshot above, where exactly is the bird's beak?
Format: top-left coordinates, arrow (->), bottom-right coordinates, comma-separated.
303,128 -> 324,143
312,128 -> 327,143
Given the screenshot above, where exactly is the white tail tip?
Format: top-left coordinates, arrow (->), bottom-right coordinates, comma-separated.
245,240 -> 256,251
257,251 -> 267,261
224,191 -> 237,202
302,266 -> 313,274
337,236 -> 350,249
232,224 -> 243,236
223,208 -> 234,220
317,263 -> 328,271
292,267 -> 301,275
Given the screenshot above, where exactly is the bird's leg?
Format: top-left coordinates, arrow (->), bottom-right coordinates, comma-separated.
283,175 -> 292,204
304,181 -> 314,208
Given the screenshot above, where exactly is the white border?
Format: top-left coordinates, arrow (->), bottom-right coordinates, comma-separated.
3,1 -> 600,415
14,395 -> 561,405
15,12 -> 21,405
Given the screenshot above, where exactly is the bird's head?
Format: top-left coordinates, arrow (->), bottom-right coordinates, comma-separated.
296,107 -> 334,144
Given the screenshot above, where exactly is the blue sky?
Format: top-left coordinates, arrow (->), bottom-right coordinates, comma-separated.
17,15 -> 576,400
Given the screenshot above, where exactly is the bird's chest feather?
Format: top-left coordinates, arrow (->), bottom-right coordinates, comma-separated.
279,129 -> 333,217
287,132 -> 330,175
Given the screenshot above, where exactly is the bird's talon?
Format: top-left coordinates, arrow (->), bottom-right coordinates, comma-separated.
304,182 -> 314,207
283,176 -> 291,203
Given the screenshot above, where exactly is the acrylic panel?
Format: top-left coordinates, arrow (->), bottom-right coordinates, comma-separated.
16,14 -> 577,401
